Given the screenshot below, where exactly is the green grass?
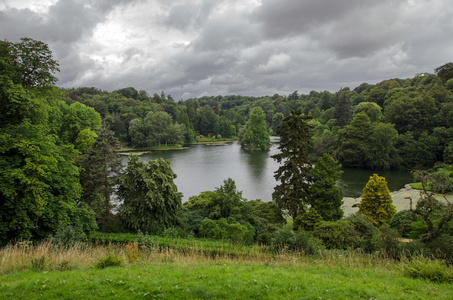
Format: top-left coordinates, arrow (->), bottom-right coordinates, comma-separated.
410,182 -> 432,191
1,238 -> 452,299
1,259 -> 451,299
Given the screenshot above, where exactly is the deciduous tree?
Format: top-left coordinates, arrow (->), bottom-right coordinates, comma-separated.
118,155 -> 182,233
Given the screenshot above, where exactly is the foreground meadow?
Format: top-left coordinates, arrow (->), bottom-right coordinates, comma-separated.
1,239 -> 451,299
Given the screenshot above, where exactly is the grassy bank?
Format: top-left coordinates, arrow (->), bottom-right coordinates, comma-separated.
1,240 -> 452,299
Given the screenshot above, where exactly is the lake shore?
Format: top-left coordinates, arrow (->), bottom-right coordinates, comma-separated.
342,184 -> 453,216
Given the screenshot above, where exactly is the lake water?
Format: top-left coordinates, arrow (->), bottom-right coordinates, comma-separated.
122,140 -> 413,202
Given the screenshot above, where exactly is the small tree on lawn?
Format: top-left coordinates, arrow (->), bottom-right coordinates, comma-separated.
357,174 -> 396,226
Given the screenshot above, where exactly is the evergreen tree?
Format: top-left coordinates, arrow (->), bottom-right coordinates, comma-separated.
308,153 -> 344,221
78,125 -> 123,223
241,107 -> 270,150
118,155 -> 182,233
333,89 -> 352,127
357,174 -> 396,226
272,110 -> 313,220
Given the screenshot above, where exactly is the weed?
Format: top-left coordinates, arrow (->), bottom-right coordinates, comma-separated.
404,257 -> 452,282
126,242 -> 140,262
95,253 -> 123,269
31,256 -> 47,271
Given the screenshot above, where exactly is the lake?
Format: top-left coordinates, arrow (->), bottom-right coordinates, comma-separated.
122,140 -> 413,202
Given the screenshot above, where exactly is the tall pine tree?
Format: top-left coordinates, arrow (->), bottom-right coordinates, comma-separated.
272,110 -> 313,220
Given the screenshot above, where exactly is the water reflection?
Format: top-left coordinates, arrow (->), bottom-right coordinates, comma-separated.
121,141 -> 412,202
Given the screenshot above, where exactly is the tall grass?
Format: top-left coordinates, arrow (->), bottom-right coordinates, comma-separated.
0,239 -> 433,275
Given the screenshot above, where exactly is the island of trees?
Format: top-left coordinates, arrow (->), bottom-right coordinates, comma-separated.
1,38 -> 452,272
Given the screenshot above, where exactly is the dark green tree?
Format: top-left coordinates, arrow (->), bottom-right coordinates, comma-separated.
118,155 -> 182,233
272,110 -> 313,220
434,62 -> 453,83
6,38 -> 60,88
333,89 -> 352,127
308,154 -> 344,221
78,125 -> 123,223
241,107 -> 270,150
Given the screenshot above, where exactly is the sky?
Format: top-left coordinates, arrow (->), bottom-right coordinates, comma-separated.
1,0 -> 452,100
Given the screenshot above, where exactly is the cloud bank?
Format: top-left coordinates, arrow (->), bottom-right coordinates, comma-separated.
1,0 -> 452,99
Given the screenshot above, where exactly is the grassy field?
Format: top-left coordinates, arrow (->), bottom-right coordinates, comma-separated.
1,239 -> 452,299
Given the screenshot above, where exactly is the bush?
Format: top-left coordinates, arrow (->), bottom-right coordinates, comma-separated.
404,257 -> 452,283
95,253 -> 123,269
294,208 -> 322,232
271,227 -> 324,254
371,224 -> 402,259
51,222 -> 87,245
424,235 -> 453,265
198,218 -> 255,244
346,213 -> 376,239
312,220 -> 359,249
388,210 -> 418,237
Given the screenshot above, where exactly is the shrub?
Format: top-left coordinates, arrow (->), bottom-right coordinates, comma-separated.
294,208 -> 322,232
404,257 -> 452,283
271,227 -> 324,254
95,253 -> 123,269
424,235 -> 453,265
312,220 -> 359,249
51,222 -> 87,245
198,218 -> 255,244
371,224 -> 402,259
346,213 -> 376,239
388,210 -> 418,237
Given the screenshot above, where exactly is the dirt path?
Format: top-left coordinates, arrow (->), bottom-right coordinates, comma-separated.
342,184 -> 453,217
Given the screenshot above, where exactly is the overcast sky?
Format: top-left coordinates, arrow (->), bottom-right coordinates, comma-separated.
1,0 -> 452,99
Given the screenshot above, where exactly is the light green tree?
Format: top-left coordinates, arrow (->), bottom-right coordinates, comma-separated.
357,174 -> 396,226
241,107 -> 270,150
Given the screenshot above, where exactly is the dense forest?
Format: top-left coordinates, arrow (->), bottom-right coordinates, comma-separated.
1,38 -> 452,264
64,64 -> 453,170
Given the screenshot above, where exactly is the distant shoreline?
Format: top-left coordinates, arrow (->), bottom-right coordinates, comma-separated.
342,184 -> 453,217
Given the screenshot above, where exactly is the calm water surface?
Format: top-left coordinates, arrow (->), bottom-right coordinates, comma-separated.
122,141 -> 413,202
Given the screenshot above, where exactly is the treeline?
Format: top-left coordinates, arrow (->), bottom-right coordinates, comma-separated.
65,65 -> 453,170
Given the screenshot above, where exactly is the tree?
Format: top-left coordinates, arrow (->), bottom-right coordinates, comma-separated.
78,125 -> 123,223
0,76 -> 96,242
333,89 -> 352,127
354,102 -> 383,123
5,38 -> 60,88
241,107 -> 270,150
357,174 -> 396,226
272,110 -> 313,220
434,62 -> 453,83
308,154 -> 344,221
118,155 -> 182,233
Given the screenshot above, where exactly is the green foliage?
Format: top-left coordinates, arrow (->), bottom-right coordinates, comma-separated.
354,101 -> 383,123
241,107 -> 270,150
404,257 -> 452,283
308,154 -> 344,220
77,126 -> 123,222
434,62 -> 453,83
388,210 -> 419,237
270,226 -> 324,254
118,155 -> 182,234
95,253 -> 123,269
312,220 -> 360,249
4,38 -> 60,88
294,208 -> 322,232
357,174 -> 396,226
51,222 -> 87,245
198,218 -> 255,244
272,110 -> 313,220
371,224 -> 402,259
